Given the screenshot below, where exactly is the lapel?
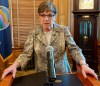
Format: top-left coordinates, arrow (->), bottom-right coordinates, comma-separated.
50,30 -> 58,45
37,32 -> 48,46
36,26 -> 59,46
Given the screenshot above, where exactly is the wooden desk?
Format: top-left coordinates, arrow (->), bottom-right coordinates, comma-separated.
0,74 -> 13,86
77,73 -> 100,86
0,73 -> 100,86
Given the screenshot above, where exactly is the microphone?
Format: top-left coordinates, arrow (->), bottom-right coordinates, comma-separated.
46,46 -> 56,82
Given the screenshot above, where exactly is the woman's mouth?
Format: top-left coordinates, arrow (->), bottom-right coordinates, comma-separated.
44,23 -> 49,24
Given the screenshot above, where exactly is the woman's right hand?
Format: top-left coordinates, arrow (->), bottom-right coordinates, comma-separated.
1,64 -> 17,80
1,61 -> 20,80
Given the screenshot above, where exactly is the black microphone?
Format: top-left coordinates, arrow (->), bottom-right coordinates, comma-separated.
46,46 -> 56,82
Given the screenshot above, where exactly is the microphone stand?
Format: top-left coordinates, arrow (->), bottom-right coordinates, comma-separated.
43,46 -> 56,86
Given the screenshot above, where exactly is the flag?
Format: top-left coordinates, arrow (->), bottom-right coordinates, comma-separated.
0,0 -> 12,61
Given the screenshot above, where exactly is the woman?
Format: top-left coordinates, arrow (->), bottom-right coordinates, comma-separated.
2,1 -> 98,80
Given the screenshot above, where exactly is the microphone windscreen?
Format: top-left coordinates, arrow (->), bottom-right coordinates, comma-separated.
46,46 -> 54,59
46,46 -> 54,52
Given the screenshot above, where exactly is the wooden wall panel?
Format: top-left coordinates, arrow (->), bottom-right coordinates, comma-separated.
97,46 -> 100,76
53,0 -> 68,25
97,46 -> 100,62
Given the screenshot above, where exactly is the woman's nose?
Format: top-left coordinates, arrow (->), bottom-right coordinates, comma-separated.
44,16 -> 49,20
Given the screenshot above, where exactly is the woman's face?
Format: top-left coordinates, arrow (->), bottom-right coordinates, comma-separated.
39,11 -> 56,31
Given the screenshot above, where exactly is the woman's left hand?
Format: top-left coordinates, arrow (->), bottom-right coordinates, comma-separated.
81,65 -> 98,79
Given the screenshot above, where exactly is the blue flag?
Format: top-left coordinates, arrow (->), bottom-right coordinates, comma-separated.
0,0 -> 12,61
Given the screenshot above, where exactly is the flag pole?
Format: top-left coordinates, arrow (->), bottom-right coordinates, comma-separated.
9,0 -> 14,48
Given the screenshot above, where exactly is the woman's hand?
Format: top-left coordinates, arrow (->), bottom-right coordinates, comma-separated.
1,64 -> 17,80
1,60 -> 20,80
81,65 -> 98,79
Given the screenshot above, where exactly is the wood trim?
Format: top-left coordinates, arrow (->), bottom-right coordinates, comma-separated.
98,41 -> 100,46
0,74 -> 13,86
77,73 -> 100,86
